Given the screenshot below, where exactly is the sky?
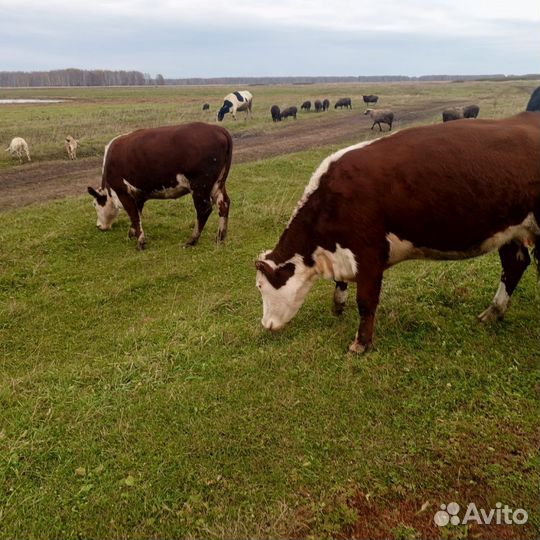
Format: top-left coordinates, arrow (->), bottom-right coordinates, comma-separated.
0,0 -> 538,77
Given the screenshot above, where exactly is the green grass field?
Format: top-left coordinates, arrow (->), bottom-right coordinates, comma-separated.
1,81 -> 539,539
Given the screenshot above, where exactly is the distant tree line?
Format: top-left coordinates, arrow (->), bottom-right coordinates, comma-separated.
0,69 -> 166,87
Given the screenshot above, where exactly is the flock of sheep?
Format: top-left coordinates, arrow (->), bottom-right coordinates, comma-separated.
4,90 -> 480,166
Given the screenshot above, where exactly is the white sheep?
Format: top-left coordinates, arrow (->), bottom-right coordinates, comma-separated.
65,135 -> 79,160
5,137 -> 31,163
364,109 -> 394,131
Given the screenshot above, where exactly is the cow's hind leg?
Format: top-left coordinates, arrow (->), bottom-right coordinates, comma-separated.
349,252 -> 384,354
211,184 -> 230,243
333,281 -> 348,315
117,192 -> 146,250
186,194 -> 212,246
478,242 -> 530,322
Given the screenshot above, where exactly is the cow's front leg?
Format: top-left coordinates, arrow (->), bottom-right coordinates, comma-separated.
333,281 -> 348,315
349,257 -> 383,354
185,194 -> 212,246
117,192 -> 146,249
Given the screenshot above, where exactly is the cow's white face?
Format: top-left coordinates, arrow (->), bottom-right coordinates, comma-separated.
255,255 -> 317,331
87,186 -> 121,230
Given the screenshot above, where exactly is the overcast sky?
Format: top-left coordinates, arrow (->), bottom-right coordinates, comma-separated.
0,0 -> 538,77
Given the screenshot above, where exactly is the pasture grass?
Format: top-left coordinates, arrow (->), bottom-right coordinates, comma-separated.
1,79 -> 537,168
1,142 -> 539,538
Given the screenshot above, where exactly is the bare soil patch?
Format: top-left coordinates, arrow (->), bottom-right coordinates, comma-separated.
0,102 -> 443,212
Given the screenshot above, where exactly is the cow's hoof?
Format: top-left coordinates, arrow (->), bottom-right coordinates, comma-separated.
348,341 -> 368,354
333,303 -> 346,316
137,236 -> 146,250
184,239 -> 197,248
128,227 -> 137,238
477,304 -> 504,323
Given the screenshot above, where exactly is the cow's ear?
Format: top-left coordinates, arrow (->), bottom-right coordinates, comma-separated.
255,260 -> 274,280
87,186 -> 107,205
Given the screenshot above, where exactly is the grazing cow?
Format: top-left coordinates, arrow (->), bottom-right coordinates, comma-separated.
463,104 -> 480,118
364,108 -> 394,131
301,101 -> 311,112
5,137 -> 31,163
442,107 -> 464,122
526,86 -> 540,111
280,106 -> 298,120
363,95 -> 379,106
87,123 -> 232,250
314,99 -> 323,112
65,135 -> 79,160
202,103 -> 210,111
217,90 -> 253,121
322,99 -> 330,111
255,112 -> 539,354
271,105 -> 281,122
334,97 -> 352,109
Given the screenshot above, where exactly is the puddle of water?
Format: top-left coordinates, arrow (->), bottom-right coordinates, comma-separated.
0,99 -> 64,104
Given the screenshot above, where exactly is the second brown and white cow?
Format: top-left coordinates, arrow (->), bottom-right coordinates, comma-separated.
256,112 -> 539,353
87,122 -> 232,250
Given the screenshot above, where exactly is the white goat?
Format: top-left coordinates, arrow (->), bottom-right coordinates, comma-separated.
65,135 -> 79,160
5,137 -> 31,163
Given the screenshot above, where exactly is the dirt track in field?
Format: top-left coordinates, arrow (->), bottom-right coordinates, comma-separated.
0,102 -> 445,212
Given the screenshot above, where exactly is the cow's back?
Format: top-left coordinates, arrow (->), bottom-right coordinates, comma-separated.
323,113 -> 539,251
105,123 -> 231,190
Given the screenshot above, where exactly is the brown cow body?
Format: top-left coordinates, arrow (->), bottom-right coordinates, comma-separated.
88,122 -> 232,249
256,112 -> 539,353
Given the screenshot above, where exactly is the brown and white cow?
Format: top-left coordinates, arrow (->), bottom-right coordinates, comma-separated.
87,122 -> 232,250
256,112 -> 539,353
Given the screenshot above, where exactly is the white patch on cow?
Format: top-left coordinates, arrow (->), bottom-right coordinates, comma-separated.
387,213 -> 539,265
478,281 -> 510,322
256,244 -> 357,331
122,178 -> 142,198
257,254 -> 318,331
102,134 -> 125,176
150,174 -> 192,199
93,187 -> 121,230
313,244 -> 357,281
333,286 -> 348,306
287,137 -> 387,226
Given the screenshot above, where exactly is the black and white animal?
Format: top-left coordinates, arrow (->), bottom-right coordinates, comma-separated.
217,90 -> 253,121
301,101 -> 311,112
314,99 -> 323,112
280,106 -> 298,120
334,97 -> 352,109
322,99 -> 330,111
364,109 -> 394,131
202,103 -> 210,111
363,95 -> 379,106
87,123 -> 232,250
271,105 -> 281,122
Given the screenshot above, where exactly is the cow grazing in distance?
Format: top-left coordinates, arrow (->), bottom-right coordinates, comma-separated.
314,99 -> 323,112
280,106 -> 298,120
65,135 -> 79,160
463,104 -> 480,118
87,123 -> 232,250
217,90 -> 253,121
271,105 -> 281,122
334,97 -> 352,109
255,112 -> 539,354
5,137 -> 31,163
363,95 -> 379,106
202,103 -> 210,111
442,107 -> 464,122
526,86 -> 540,111
322,99 -> 330,111
364,108 -> 394,131
301,101 -> 311,112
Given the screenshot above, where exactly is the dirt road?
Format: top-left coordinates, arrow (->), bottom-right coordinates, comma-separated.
0,104 -> 440,212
